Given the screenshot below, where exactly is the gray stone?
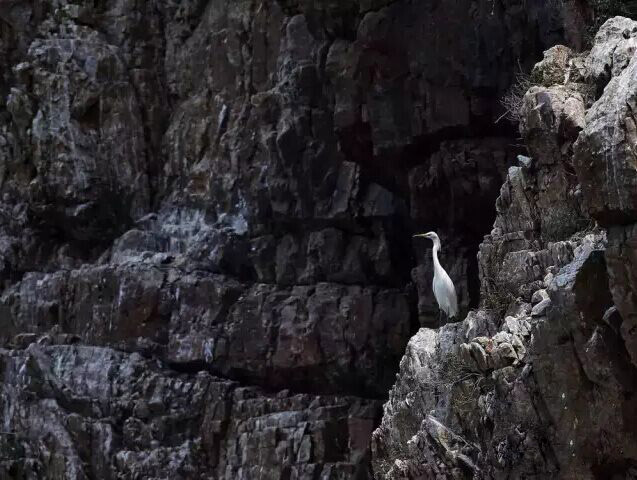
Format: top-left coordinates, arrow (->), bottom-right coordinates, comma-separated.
587,16 -> 637,87
0,345 -> 380,479
531,297 -> 552,317
574,17 -> 637,225
531,288 -> 549,304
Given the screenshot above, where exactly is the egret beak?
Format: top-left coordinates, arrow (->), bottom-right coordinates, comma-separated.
413,233 -> 428,238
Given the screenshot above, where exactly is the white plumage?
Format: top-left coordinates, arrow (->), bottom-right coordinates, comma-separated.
413,231 -> 459,319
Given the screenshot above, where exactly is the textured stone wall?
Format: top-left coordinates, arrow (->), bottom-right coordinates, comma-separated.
0,1 -> 599,479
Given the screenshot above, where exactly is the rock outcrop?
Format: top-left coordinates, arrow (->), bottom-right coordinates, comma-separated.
0,344 -> 380,479
372,17 -> 637,480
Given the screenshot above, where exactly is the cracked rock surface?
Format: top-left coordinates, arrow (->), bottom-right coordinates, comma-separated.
0,344 -> 380,479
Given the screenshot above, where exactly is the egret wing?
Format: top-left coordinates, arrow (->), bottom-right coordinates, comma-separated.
433,272 -> 458,318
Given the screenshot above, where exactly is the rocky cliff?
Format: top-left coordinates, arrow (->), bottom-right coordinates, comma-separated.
372,17 -> 637,480
1,1 -> 634,479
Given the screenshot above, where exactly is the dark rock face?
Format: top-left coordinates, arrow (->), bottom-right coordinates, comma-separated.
1,265 -> 410,397
572,19 -> 637,369
373,17 -> 637,480
574,18 -> 637,226
0,344 -> 380,479
0,0 -> 601,478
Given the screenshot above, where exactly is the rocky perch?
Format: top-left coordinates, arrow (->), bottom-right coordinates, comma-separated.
0,1 -> 634,479
372,17 -> 637,480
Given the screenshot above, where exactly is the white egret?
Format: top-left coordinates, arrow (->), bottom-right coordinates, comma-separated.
413,231 -> 459,321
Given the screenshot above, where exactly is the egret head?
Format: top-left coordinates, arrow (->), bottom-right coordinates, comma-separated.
413,231 -> 441,248
413,231 -> 438,240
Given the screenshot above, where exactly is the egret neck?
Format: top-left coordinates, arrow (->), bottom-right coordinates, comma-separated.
430,236 -> 442,273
